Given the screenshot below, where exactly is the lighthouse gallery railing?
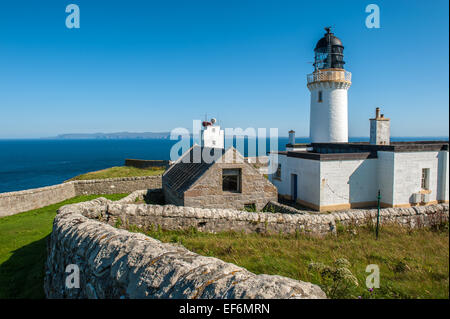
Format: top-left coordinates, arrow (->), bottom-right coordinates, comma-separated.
307,70 -> 352,84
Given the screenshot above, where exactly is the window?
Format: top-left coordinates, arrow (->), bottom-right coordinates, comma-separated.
421,168 -> 430,190
275,164 -> 282,179
222,168 -> 241,192
212,128 -> 215,133
318,91 -> 323,103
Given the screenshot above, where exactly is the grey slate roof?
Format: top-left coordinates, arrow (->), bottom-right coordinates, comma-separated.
162,145 -> 226,196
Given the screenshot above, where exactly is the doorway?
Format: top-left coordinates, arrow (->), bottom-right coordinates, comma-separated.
291,174 -> 298,202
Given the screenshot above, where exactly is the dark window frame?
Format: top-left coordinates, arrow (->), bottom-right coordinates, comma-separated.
421,168 -> 430,190
222,168 -> 242,193
274,164 -> 282,180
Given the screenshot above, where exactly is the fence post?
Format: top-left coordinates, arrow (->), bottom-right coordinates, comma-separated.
376,190 -> 381,240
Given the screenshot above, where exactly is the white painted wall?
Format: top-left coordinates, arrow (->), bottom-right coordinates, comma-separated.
269,153 -> 287,194
438,151 -> 449,202
392,151 -> 440,205
201,125 -> 224,148
370,119 -> 390,145
269,154 -> 320,207
309,82 -> 349,143
377,151 -> 395,205
269,149 -> 448,210
320,159 -> 378,207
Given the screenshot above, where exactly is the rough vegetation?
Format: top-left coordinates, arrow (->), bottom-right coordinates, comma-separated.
126,222 -> 449,299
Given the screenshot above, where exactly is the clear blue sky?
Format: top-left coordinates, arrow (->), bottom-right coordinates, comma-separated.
0,0 -> 448,138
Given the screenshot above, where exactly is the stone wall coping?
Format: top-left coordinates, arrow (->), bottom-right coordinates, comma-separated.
0,175 -> 162,198
70,175 -> 162,184
101,190 -> 449,228
0,181 -> 75,198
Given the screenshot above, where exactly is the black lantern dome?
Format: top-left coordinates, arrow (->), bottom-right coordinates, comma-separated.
313,27 -> 345,71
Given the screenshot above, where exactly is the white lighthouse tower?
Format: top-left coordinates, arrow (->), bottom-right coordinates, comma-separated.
307,27 -> 351,143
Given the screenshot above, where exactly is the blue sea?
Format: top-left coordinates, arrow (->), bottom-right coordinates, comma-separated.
0,137 -> 448,193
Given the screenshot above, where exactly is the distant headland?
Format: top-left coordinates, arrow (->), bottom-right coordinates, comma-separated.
45,132 -> 173,140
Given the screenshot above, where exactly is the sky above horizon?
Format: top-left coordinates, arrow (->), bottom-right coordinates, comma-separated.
0,0 -> 448,138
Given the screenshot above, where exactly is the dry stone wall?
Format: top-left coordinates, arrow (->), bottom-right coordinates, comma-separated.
73,176 -> 161,195
45,197 -> 326,299
44,191 -> 448,299
0,176 -> 162,218
105,191 -> 449,236
0,182 -> 76,217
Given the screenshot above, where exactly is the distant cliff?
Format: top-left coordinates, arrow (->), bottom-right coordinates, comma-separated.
50,132 -> 172,139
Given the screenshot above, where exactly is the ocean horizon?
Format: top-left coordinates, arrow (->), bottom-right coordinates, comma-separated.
0,136 -> 448,194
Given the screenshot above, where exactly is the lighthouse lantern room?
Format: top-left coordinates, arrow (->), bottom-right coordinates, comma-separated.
307,27 -> 351,143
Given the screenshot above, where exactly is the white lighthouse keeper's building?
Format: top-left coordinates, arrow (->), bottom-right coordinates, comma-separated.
268,27 -> 449,211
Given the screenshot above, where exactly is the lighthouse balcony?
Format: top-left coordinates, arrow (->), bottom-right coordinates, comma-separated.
307,69 -> 352,85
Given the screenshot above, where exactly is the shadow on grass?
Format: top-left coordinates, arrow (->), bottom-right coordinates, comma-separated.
0,236 -> 48,299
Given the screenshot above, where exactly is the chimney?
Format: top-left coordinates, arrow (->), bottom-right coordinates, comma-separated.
370,108 -> 390,145
288,130 -> 296,145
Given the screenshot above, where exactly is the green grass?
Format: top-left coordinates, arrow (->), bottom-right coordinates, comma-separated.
0,193 -> 128,299
128,224 -> 449,299
67,166 -> 165,181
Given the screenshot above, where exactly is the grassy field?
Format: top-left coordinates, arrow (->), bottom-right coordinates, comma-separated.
0,193 -> 128,299
67,166 -> 165,181
128,224 -> 449,299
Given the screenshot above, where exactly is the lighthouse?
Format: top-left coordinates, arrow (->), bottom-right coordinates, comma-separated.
307,27 -> 351,143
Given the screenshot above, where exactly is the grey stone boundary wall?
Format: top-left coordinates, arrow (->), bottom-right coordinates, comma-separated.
45,197 -> 326,299
125,159 -> 171,169
73,176 -> 161,196
0,176 -> 162,218
105,191 -> 449,236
